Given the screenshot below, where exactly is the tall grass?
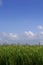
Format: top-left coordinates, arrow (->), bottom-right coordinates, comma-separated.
0,45 -> 43,65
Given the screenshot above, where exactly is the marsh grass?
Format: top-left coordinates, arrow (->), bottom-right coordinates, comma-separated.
0,45 -> 43,65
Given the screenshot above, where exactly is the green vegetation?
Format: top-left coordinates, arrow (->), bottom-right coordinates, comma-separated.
0,45 -> 43,65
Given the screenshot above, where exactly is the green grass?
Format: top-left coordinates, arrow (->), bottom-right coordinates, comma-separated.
0,45 -> 43,65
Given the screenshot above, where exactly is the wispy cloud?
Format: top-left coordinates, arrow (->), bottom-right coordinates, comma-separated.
37,25 -> 43,30
40,32 -> 43,35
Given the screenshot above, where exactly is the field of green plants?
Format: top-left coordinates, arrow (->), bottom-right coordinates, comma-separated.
0,45 -> 43,65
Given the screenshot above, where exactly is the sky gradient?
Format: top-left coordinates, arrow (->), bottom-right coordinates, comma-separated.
0,0 -> 43,44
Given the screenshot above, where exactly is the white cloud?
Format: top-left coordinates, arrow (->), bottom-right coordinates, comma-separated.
8,33 -> 18,39
2,32 -> 18,39
24,31 -> 35,37
37,25 -> 43,30
0,32 -> 18,44
0,31 -> 43,44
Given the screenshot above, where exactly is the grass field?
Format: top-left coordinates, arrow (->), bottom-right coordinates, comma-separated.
0,45 -> 43,65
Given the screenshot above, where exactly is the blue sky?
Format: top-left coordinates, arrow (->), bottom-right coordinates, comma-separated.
0,0 -> 43,44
